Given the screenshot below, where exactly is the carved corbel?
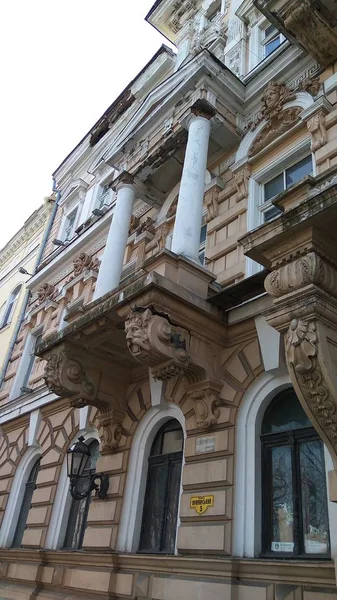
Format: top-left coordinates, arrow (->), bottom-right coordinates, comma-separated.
36,283 -> 57,305
187,380 -> 222,430
71,399 -> 124,454
125,307 -> 189,380
284,317 -> 337,467
43,348 -> 98,401
234,165 -> 251,202
307,112 -> 327,152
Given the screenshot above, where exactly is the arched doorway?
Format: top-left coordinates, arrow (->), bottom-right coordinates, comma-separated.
139,419 -> 183,554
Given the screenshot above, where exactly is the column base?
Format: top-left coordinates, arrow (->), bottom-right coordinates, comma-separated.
144,249 -> 215,299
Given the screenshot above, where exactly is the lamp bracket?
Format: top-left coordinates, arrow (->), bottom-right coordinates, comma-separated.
69,472 -> 109,500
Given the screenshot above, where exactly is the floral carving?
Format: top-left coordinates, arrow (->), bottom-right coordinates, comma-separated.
285,318 -> 337,451
249,107 -> 302,156
37,283 -> 57,304
298,76 -> 321,97
307,112 -> 327,152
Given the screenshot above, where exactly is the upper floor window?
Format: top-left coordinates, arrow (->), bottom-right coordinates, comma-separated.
96,184 -> 113,210
262,24 -> 283,57
63,439 -> 99,550
139,420 -> 183,554
262,155 -> 313,222
1,284 -> 22,329
21,333 -> 42,392
12,458 -> 40,548
63,209 -> 78,241
261,389 -> 330,558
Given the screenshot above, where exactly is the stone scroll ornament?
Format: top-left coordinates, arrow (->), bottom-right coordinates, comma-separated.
285,318 -> 337,462
190,389 -> 221,429
124,307 -> 189,380
44,351 -> 97,401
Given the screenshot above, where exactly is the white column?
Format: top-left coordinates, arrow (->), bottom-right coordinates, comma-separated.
171,114 -> 211,262
93,176 -> 136,300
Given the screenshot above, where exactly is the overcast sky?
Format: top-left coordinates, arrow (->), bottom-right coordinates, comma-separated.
0,0 -> 170,249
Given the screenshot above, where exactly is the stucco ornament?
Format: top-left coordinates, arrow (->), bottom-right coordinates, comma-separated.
248,80 -> 302,156
37,283 -> 56,304
125,307 -> 189,379
307,112 -> 327,152
191,389 -> 221,429
44,350 -> 97,400
73,252 -> 100,278
286,319 -> 317,373
98,412 -> 122,454
234,165 -> 251,202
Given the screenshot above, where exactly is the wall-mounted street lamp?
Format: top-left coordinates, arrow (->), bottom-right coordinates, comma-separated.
18,267 -> 33,276
66,436 -> 109,500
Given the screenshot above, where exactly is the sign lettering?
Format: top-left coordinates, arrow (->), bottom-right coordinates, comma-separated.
190,495 -> 214,514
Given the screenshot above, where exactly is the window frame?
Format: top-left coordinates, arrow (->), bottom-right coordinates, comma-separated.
1,284 -> 22,329
261,426 -> 330,559
11,458 -> 41,548
261,24 -> 285,58
62,207 -> 78,242
261,154 -> 313,222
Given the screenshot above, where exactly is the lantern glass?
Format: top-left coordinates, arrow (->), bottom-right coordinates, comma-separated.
67,436 -> 90,479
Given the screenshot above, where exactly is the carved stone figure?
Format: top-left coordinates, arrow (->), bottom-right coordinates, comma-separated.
124,307 -> 189,377
135,217 -> 155,237
129,215 -> 140,235
73,253 -> 92,277
249,107 -> 302,156
234,166 -> 251,202
307,112 -> 327,152
37,283 -> 56,304
155,223 -> 169,253
260,81 -> 295,125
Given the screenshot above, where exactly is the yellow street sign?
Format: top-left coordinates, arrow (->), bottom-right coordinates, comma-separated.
190,495 -> 214,514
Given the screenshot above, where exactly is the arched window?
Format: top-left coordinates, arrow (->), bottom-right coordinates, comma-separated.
12,458 -> 40,548
1,284 -> 22,329
62,439 -> 99,550
139,419 -> 183,554
261,389 -> 330,557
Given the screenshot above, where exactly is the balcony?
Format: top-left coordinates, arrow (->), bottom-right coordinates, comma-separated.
254,0 -> 337,66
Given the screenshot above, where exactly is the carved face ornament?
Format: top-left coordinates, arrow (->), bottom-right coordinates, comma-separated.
124,309 -> 152,355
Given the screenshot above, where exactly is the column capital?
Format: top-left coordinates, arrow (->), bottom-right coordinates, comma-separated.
181,100 -> 216,130
111,170 -> 134,192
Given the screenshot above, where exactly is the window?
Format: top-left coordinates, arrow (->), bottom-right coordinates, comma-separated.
262,155 -> 313,222
63,209 -> 78,241
261,389 -> 330,557
12,458 -> 40,548
20,334 -> 42,392
262,24 -> 284,57
198,223 -> 207,265
1,284 -> 22,329
63,439 -> 99,550
96,184 -> 113,210
139,420 -> 183,554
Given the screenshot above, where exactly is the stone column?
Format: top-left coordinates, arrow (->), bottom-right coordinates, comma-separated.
93,173 -> 136,300
171,112 -> 212,262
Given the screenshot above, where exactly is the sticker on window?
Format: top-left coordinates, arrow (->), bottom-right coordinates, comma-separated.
271,541 -> 294,552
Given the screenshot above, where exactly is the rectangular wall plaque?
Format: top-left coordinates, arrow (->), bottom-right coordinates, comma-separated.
190,495 -> 214,514
195,435 -> 216,454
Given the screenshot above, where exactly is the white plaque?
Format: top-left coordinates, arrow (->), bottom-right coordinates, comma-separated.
195,435 -> 216,454
271,541 -> 294,552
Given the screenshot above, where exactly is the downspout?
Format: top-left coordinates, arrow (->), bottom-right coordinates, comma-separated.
0,184 -> 60,388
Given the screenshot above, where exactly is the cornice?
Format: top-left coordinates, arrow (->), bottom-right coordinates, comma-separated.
0,208 -> 48,270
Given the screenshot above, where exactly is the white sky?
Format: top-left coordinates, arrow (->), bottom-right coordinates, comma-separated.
0,0 -> 170,248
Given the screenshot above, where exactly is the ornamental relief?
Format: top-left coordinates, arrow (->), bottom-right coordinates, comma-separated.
285,318 -> 337,461
264,253 -> 337,300
43,350 -> 98,401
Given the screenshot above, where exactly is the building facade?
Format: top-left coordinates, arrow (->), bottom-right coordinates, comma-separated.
0,201 -> 54,378
1,1 -> 337,599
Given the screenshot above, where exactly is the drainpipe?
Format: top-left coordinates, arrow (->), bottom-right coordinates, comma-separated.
0,183 -> 60,388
